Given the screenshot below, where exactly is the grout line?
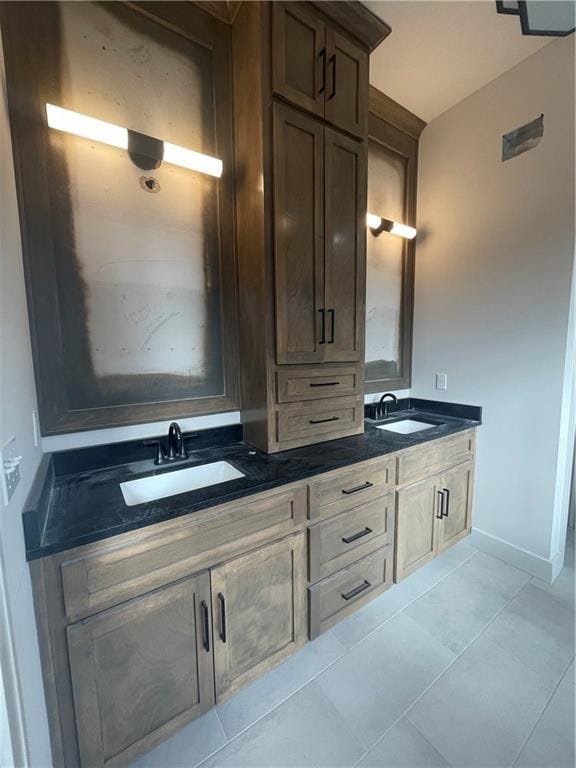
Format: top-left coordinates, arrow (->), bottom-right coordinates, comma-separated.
349,578 -> 529,768
510,654 -> 576,767
193,547 -> 478,768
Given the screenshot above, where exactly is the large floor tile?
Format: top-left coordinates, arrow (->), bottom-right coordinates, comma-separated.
217,632 -> 346,739
200,683 -> 365,768
407,635 -> 556,768
482,581 -> 575,688
404,552 -> 530,654
332,541 -> 475,650
131,709 -> 227,768
316,612 -> 456,749
357,719 -> 450,768
531,553 -> 575,614
515,661 -> 575,768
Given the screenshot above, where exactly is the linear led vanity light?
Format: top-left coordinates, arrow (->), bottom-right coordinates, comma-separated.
45,104 -> 223,178
366,213 -> 417,240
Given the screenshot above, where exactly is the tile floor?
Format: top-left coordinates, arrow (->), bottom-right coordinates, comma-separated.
133,534 -> 575,768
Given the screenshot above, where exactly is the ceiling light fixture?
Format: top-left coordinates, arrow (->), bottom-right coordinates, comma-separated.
366,213 -> 417,240
45,104 -> 223,178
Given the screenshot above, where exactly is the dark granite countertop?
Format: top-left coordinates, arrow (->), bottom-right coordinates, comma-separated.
23,398 -> 481,561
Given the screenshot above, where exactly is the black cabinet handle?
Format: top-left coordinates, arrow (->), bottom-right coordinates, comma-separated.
443,488 -> 450,518
319,48 -> 326,94
328,309 -> 335,343
201,600 -> 210,652
341,580 -> 371,601
318,309 -> 326,344
310,416 -> 339,425
342,527 -> 373,544
310,381 -> 340,388
342,481 -> 373,495
436,490 -> 444,519
218,592 -> 227,643
328,54 -> 336,100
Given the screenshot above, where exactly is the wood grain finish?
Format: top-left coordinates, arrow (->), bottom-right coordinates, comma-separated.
211,533 -> 306,701
308,493 -> 394,582
395,475 -> 440,582
309,546 -> 393,638
276,395 -> 363,447
310,1 -> 391,52
276,365 -> 362,403
273,103 -> 325,364
437,460 -> 474,553
324,129 -> 367,361
369,85 -> 426,140
324,27 -> 368,138
308,455 -> 396,521
272,2 -> 325,117
67,572 -> 214,767
397,430 -> 475,486
61,486 -> 306,621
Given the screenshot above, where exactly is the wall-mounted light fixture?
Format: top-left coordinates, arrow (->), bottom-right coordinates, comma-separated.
366,213 -> 416,240
45,104 -> 223,178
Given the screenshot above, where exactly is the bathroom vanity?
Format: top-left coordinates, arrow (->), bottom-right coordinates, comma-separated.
24,401 -> 480,767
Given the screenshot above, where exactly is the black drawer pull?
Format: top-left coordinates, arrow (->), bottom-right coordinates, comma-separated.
328,54 -> 336,100
341,580 -> 371,601
201,600 -> 210,652
310,381 -> 340,387
436,490 -> 444,519
218,592 -> 227,643
310,416 -> 339,424
319,48 -> 326,95
328,309 -> 335,343
342,481 -> 373,495
342,527 -> 373,544
443,488 -> 450,517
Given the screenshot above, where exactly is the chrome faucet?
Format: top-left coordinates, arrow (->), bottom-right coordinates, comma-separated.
377,393 -> 398,420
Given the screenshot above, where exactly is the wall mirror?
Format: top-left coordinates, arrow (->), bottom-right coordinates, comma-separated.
2,1 -> 238,434
365,105 -> 417,392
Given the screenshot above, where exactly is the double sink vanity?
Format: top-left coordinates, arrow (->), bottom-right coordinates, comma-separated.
24,398 -> 480,768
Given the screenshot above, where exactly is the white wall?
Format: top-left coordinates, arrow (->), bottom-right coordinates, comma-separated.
412,37 -> 575,578
0,34 -> 51,767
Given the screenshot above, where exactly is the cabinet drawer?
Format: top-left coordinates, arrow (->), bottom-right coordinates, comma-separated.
309,546 -> 393,638
61,486 -> 306,621
308,455 -> 396,521
308,493 -> 394,582
276,366 -> 362,403
276,396 -> 363,446
397,429 -> 475,487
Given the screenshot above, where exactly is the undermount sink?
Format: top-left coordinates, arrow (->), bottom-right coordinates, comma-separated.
120,461 -> 245,506
376,419 -> 438,435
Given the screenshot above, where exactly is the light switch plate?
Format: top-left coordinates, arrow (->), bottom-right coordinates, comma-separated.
435,373 -> 448,390
1,437 -> 21,506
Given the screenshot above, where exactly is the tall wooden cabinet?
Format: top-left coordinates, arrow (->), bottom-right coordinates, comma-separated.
234,1 -> 388,453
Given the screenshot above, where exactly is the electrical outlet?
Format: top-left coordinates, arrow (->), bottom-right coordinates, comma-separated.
1,437 -> 22,506
435,373 -> 448,391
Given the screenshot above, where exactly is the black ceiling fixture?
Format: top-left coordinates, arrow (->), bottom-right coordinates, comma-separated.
496,0 -> 575,37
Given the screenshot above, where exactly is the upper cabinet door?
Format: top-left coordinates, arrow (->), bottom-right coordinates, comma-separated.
324,28 -> 368,139
211,534 -> 306,702
272,2 -> 326,118
273,104 -> 325,364
324,129 -> 367,362
67,573 -> 214,768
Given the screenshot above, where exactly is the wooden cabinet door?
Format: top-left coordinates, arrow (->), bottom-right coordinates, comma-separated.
324,28 -> 368,139
324,129 -> 367,362
67,573 -> 214,768
395,477 -> 442,582
438,461 -> 473,553
211,533 -> 306,702
272,2 -> 326,118
273,104 -> 325,364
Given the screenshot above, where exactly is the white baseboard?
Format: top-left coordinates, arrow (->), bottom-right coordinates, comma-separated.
469,528 -> 563,584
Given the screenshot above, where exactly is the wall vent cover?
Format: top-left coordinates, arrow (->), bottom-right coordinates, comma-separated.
502,114 -> 544,161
